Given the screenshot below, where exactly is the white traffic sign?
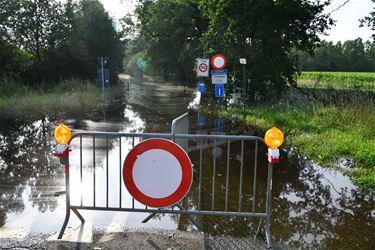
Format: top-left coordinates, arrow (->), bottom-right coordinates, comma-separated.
211,54 -> 227,70
211,69 -> 228,84
240,58 -> 247,64
196,58 -> 210,77
123,139 -> 192,208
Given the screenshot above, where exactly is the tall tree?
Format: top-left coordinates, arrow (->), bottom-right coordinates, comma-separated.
131,0 -> 333,100
199,0 -> 333,100
0,1 -> 30,77
67,0 -> 124,82
360,0 -> 375,38
136,0 -> 207,82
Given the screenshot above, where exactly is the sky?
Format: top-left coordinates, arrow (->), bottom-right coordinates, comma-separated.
100,0 -> 374,43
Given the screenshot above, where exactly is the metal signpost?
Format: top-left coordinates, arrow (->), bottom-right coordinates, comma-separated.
240,58 -> 247,97
196,58 -> 209,98
97,57 -> 110,91
211,54 -> 228,98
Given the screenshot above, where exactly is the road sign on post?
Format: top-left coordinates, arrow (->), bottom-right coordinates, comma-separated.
196,58 -> 210,77
198,82 -> 205,93
211,54 -> 227,70
97,69 -> 110,87
97,57 -> 110,89
215,84 -> 224,97
240,58 -> 247,64
123,139 -> 193,208
211,69 -> 228,84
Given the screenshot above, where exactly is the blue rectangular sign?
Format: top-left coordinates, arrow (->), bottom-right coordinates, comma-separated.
211,69 -> 228,75
198,83 -> 205,93
215,84 -> 224,97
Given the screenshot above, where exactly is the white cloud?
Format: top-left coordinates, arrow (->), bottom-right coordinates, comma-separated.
322,0 -> 373,42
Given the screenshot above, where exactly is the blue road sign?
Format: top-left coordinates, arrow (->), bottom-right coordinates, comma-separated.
198,83 -> 205,93
198,113 -> 205,127
211,69 -> 228,75
214,118 -> 224,131
215,84 -> 224,97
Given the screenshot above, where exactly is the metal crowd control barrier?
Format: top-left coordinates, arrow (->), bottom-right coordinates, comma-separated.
57,132 -> 275,248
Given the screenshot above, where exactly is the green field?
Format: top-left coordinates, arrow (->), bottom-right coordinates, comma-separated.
298,71 -> 375,90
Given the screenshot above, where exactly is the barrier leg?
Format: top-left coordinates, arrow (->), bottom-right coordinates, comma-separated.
58,161 -> 71,239
256,218 -> 264,236
265,218 -> 272,249
72,208 -> 85,223
264,163 -> 273,249
175,204 -> 201,229
58,207 -> 70,239
57,154 -> 86,238
142,212 -> 158,223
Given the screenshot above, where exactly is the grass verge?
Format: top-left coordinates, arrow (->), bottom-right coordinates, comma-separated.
0,78 -> 112,118
215,102 -> 375,191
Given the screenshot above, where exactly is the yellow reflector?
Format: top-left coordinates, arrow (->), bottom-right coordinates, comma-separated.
54,123 -> 72,145
264,127 -> 284,149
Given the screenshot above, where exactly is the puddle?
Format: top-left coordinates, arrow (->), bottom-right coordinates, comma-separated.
0,81 -> 374,249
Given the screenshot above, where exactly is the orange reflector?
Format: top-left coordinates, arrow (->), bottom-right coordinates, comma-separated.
54,123 -> 72,145
264,127 -> 284,149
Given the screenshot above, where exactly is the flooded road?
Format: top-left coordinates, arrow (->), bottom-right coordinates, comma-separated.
0,80 -> 374,249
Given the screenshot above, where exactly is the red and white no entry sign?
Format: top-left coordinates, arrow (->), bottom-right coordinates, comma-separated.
211,54 -> 227,70
123,139 -> 193,208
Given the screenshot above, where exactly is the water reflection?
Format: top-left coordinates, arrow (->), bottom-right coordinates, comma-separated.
0,118 -> 63,228
188,112 -> 375,249
271,151 -> 375,249
0,81 -> 374,250
0,80 -> 197,235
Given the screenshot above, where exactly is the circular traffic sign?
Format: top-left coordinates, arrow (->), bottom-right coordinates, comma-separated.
211,54 -> 227,70
123,139 -> 192,208
199,63 -> 208,72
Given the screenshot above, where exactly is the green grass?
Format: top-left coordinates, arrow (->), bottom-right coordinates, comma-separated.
298,71 -> 375,90
216,103 -> 375,191
0,78 -> 107,118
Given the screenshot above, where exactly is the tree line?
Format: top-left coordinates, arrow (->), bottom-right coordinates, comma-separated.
124,0 -> 375,100
124,0 -> 333,100
0,0 -> 124,86
297,38 -> 375,72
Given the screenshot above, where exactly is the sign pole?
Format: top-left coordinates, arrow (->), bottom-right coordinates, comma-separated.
243,64 -> 246,98
101,57 -> 105,93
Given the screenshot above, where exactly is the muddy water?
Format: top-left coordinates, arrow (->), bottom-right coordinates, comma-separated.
0,80 -> 374,249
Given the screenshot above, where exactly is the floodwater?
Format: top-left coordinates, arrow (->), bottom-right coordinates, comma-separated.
0,80 -> 374,249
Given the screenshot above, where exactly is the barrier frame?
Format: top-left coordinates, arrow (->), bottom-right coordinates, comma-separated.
57,132 -> 274,248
